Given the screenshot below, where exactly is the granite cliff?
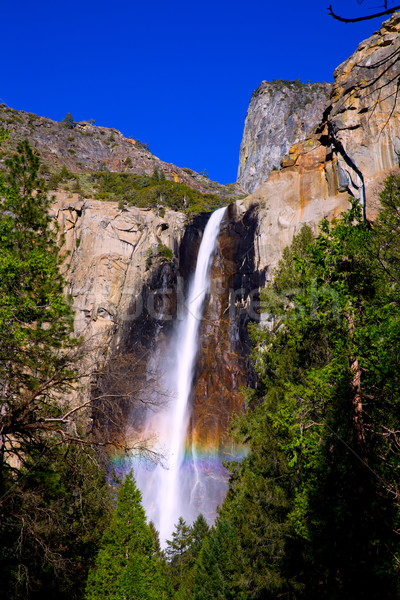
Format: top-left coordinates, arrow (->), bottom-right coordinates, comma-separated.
237,80 -> 332,193
244,11 -> 400,278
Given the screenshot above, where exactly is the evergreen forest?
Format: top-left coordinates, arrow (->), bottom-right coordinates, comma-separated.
1,135 -> 400,599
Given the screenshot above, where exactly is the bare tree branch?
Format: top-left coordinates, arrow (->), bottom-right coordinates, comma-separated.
328,3 -> 400,22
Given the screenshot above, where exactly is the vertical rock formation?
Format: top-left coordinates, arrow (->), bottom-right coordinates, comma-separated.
328,12 -> 400,219
242,12 -> 400,277
237,80 -> 332,194
51,191 -> 186,443
189,203 -> 260,452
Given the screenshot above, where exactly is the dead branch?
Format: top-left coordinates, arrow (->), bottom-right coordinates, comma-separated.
328,3 -> 400,23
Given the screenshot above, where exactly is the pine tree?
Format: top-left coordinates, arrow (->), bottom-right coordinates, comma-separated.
85,471 -> 171,600
192,519 -> 245,600
166,516 -> 193,589
0,443 -> 112,600
174,514 -> 210,599
0,137 -> 111,599
0,139 -> 80,476
61,112 -> 75,129
190,513 -> 209,559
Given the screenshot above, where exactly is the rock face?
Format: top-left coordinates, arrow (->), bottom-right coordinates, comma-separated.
244,12 -> 400,278
329,12 -> 400,220
0,105 -> 244,201
51,192 -> 187,430
190,204 -> 260,451
237,80 -> 332,194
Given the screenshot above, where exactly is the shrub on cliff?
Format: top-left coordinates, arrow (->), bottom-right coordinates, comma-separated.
61,112 -> 75,129
93,171 -> 225,215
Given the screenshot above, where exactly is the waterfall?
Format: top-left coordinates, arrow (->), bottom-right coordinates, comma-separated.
134,207 -> 226,546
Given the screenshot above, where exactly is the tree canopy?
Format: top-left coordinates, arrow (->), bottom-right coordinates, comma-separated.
85,471 -> 172,600
184,179 -> 400,599
0,136 -> 112,599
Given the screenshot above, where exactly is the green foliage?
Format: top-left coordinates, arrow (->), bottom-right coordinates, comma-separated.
93,171 -> 225,215
0,444 -> 112,600
134,139 -> 151,153
191,519 -> 245,600
145,247 -> 154,271
198,188 -> 400,598
166,514 -> 210,596
166,517 -> 193,589
158,243 -> 174,261
0,139 -> 111,599
61,112 -> 75,129
0,141 -> 79,452
85,472 -> 172,600
48,164 -> 75,189
145,244 -> 174,271
0,128 -> 9,143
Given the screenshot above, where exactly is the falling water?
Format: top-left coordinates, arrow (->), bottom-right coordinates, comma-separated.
134,206 -> 227,545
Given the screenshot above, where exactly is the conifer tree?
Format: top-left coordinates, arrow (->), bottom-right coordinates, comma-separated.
190,513 -> 210,559
85,471 -> 172,600
192,519 -> 245,600
166,516 -> 193,589
61,112 -> 75,129
216,192 -> 400,598
0,138 -> 81,475
0,136 -> 112,599
173,514 -> 210,599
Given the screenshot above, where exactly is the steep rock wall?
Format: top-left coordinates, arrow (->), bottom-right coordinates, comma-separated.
237,80 -> 332,194
243,12 -> 400,278
52,192 -> 186,430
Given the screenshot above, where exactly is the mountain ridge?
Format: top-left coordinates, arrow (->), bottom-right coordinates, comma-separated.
0,104 -> 245,202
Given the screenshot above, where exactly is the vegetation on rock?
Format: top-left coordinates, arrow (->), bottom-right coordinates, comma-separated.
93,171 -> 226,214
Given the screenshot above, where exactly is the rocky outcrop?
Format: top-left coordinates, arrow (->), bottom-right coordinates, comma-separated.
190,204 -> 260,452
329,12 -> 400,220
237,80 -> 332,194
51,192 -> 186,422
242,12 -> 400,277
0,105 -> 244,201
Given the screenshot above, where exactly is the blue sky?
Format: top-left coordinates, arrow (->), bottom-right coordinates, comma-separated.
0,1 -> 394,183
